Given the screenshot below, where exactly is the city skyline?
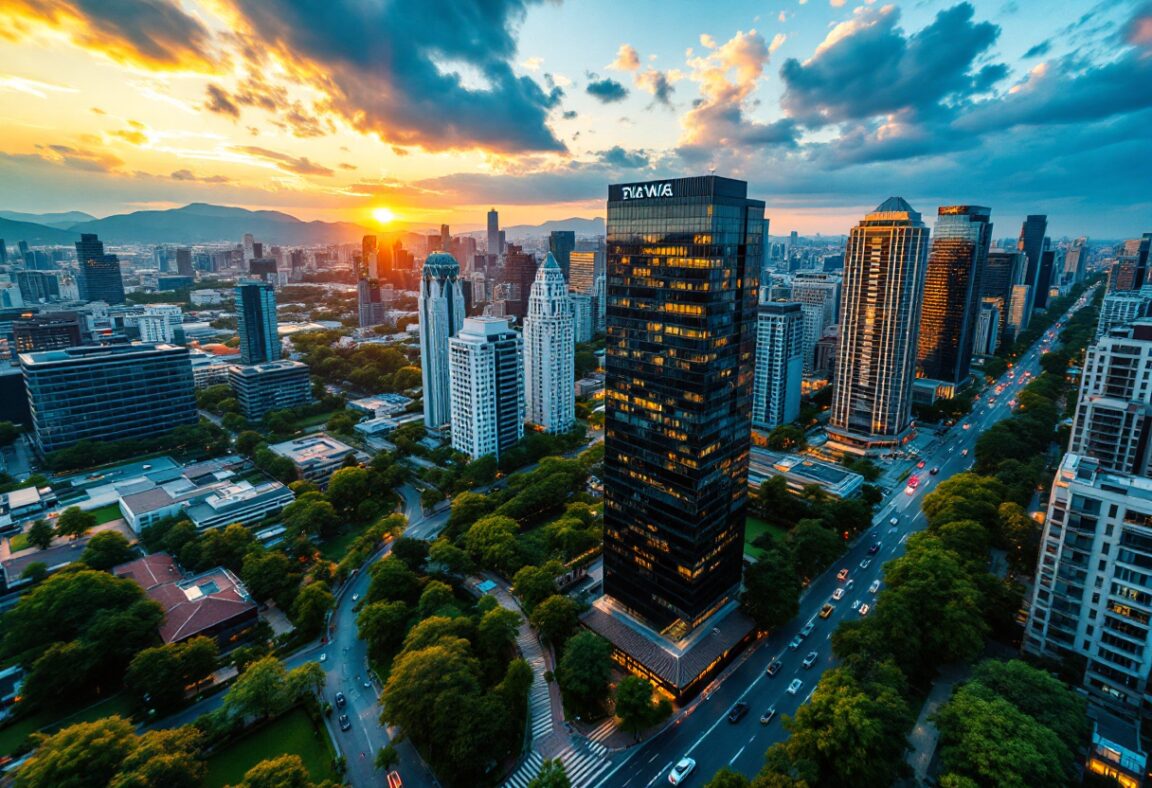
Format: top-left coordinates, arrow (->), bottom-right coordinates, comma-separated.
0,1 -> 1149,237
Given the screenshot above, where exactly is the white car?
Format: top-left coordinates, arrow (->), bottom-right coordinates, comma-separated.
669,757 -> 696,785
859,558 -> 872,569
787,678 -> 803,695
832,587 -> 845,601
869,579 -> 881,594
859,604 -> 871,616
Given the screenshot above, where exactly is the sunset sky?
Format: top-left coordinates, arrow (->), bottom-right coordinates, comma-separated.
0,0 -> 1149,236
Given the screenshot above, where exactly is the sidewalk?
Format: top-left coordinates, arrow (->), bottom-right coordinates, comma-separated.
905,663 -> 970,784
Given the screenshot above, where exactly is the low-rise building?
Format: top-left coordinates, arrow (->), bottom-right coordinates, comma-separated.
0,486 -> 57,532
268,433 -> 357,487
119,476 -> 294,533
227,360 -> 312,420
747,446 -> 865,499
114,553 -> 258,645
0,665 -> 24,722
347,393 -> 414,417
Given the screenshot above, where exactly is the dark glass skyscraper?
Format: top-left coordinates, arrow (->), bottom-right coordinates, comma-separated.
981,250 -> 1026,345
236,281 -> 279,365
548,230 -> 575,281
1017,215 -> 1048,313
74,233 -> 125,304
602,175 -> 763,633
916,205 -> 992,384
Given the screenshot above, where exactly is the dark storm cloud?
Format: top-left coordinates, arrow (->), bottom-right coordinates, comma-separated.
780,3 -> 1004,125
222,0 -> 564,153
4,0 -> 216,70
597,146 -> 648,168
586,77 -> 630,103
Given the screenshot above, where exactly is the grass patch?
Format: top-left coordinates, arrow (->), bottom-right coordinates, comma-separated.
0,693 -> 135,756
202,708 -> 337,787
90,503 -> 123,525
8,533 -> 29,552
745,516 -> 788,560
320,524 -> 369,562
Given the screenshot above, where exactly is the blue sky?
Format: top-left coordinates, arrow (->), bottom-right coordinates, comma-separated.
0,0 -> 1148,237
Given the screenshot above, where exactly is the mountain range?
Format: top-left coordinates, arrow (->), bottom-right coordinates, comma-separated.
0,204 -> 606,249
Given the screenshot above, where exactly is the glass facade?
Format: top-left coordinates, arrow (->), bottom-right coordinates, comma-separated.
236,281 -> 279,365
1017,214 -> 1048,312
916,206 -> 992,384
602,175 -> 763,633
981,250 -> 1026,347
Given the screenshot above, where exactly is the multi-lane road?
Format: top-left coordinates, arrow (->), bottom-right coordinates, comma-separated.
596,291 -> 1094,787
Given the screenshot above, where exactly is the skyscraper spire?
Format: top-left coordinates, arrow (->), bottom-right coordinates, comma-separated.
523,252 -> 575,433
419,252 -> 466,431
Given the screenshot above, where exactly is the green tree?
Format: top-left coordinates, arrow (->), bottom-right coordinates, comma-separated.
26,518 -> 54,550
235,430 -> 265,456
703,769 -> 751,788
391,537 -> 430,572
401,616 -> 474,653
366,556 -> 422,605
766,424 -> 807,451
292,581 -> 335,638
20,562 -> 47,583
223,656 -> 323,722
358,601 -> 411,662
55,506 -> 96,540
786,519 -> 844,580
242,550 -> 298,605
326,467 -> 374,516
80,531 -> 136,571
235,754 -> 316,788
527,759 -> 571,788
417,579 -> 456,618
463,515 -> 522,574
447,491 -> 494,534
512,562 -> 562,613
375,743 -> 400,772
741,549 -> 800,630
114,726 -> 205,788
428,539 -> 473,575
614,676 -> 670,737
558,631 -> 612,712
964,659 -> 1088,756
530,595 -> 581,646
998,502 -> 1041,574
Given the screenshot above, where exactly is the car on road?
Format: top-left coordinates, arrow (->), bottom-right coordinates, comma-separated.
859,604 -> 871,616
837,568 -> 849,581
889,517 -> 899,526
766,660 -> 783,677
338,714 -> 352,731
800,620 -> 816,637
819,603 -> 834,619
669,757 -> 696,785
760,706 -> 777,725
352,593 -> 360,602
859,558 -> 872,569
334,692 -> 346,708
802,651 -> 818,669
962,422 -> 971,430
387,772 -> 403,788
916,460 -> 925,469
961,448 -> 970,456
869,579 -> 881,594
845,579 -> 855,591
868,542 -> 881,555
727,702 -> 749,723
788,635 -> 803,650
787,679 -> 803,695
929,467 -> 940,475
832,587 -> 845,600
319,653 -> 327,663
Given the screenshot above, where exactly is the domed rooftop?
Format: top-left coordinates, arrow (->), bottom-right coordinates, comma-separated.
423,251 -> 460,277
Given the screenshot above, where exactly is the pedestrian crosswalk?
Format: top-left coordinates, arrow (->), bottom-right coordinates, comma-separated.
501,739 -> 612,788
516,627 -> 553,741
585,717 -> 616,744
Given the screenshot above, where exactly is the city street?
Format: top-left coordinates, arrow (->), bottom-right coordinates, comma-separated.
594,292 -> 1093,787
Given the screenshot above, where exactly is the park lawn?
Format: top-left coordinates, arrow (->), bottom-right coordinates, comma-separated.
745,516 -> 788,560
90,503 -> 124,525
8,533 -> 29,552
320,524 -> 368,562
0,693 -> 135,756
201,708 -> 338,788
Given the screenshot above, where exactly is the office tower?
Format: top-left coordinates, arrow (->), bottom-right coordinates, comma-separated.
761,219 -> 772,277
503,245 -> 538,321
227,360 -> 313,421
236,280 -> 279,365
0,284 -> 22,308
752,300 -> 803,431
242,233 -> 255,262
74,234 -> 125,304
1034,249 -> 1057,309
487,209 -> 500,256
916,205 -> 992,385
1023,453 -> 1152,717
1068,320 -> 1152,476
141,304 -> 183,344
0,239 -> 5,264
1007,283 -> 1033,337
569,251 -> 598,294
21,343 -> 197,454
419,252 -> 466,431
523,254 -> 574,433
249,258 -> 277,279
570,293 -> 593,343
982,250 -> 1027,345
361,236 -> 377,278
602,175 -> 764,632
17,241 -> 29,261
828,197 -> 929,456
175,248 -> 193,277
448,317 -> 524,460
1017,215 -> 1048,312
973,300 -> 1000,356
153,246 -> 169,272
791,272 -> 842,375
1065,238 -> 1088,284
252,242 -> 263,259
440,225 -> 450,255
15,271 -> 60,304
1097,292 -> 1152,339
138,315 -> 173,344
1109,234 -> 1152,293
549,231 -> 575,281
498,230 -> 506,254
357,279 -> 390,328
13,312 -> 84,353
592,274 -> 606,334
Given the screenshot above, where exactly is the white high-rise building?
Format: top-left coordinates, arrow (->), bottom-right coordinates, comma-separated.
419,252 -> 466,431
791,272 -> 841,375
592,274 -> 606,334
752,301 -> 803,431
138,315 -> 174,343
524,253 -> 575,433
1097,292 -> 1151,339
1024,453 -> 1152,718
449,317 -> 524,460
143,304 -> 183,341
570,293 -> 593,344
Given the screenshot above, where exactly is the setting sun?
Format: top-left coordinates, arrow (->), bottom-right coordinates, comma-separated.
372,207 -> 395,224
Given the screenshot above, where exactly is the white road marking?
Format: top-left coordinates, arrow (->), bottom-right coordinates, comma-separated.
729,746 -> 745,765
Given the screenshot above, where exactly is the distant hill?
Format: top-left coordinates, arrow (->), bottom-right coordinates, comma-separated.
0,217 -> 79,246
0,210 -> 97,228
504,217 -> 605,237
67,203 -> 377,245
